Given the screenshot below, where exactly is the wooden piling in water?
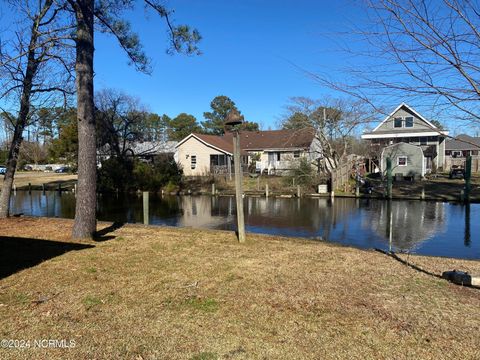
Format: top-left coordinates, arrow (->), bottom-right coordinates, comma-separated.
265,184 -> 269,198
297,185 -> 301,198
28,183 -> 31,194
143,191 -> 149,225
211,183 -> 216,195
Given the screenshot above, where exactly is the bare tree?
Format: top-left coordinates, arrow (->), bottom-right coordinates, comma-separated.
317,0 -> 480,126
0,0 -> 74,218
95,89 -> 149,159
281,97 -> 376,172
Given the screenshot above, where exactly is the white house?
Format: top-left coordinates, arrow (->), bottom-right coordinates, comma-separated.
175,128 -> 322,176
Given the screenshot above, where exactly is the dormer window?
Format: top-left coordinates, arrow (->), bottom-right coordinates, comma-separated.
394,118 -> 403,128
405,117 -> 414,128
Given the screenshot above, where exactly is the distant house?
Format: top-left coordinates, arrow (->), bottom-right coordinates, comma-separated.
445,134 -> 480,158
444,134 -> 480,171
175,128 -> 322,176
97,140 -> 178,165
361,103 -> 449,175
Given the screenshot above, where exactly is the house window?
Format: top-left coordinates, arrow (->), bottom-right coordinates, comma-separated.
420,137 -> 427,145
293,151 -> 301,158
191,155 -> 197,169
276,152 -> 281,161
394,117 -> 403,128
398,156 -> 407,166
405,117 -> 414,128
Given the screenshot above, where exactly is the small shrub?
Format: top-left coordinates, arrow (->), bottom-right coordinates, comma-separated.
97,155 -> 183,193
289,158 -> 316,187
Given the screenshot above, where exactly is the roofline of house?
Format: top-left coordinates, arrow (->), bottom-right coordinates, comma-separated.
371,103 -> 441,132
175,134 -> 233,155
362,131 -> 449,139
244,147 -> 309,152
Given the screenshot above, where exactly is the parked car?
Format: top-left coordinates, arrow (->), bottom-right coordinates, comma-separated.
24,165 -> 33,171
449,168 -> 464,179
0,166 -> 6,175
54,166 -> 69,173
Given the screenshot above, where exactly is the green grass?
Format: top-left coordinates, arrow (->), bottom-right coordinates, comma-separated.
183,297 -> 219,313
83,295 -> 102,310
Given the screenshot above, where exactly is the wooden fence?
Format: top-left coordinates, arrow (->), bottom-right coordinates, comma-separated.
331,157 -> 364,192
444,156 -> 480,172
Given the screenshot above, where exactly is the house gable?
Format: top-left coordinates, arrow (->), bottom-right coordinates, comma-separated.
374,103 -> 435,132
362,103 -> 449,139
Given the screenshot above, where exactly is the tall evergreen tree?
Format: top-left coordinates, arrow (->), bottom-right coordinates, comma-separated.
202,96 -> 243,135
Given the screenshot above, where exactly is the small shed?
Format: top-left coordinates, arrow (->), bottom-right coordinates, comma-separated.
381,142 -> 425,177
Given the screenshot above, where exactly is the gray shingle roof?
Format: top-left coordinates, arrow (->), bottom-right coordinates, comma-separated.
445,135 -> 480,151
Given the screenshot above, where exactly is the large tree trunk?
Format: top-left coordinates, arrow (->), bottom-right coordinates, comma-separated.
72,0 -> 97,239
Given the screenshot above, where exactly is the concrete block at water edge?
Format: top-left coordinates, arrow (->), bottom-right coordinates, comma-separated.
318,184 -> 328,194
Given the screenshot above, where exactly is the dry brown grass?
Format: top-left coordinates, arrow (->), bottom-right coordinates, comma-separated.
0,217 -> 479,359
4,172 -> 77,189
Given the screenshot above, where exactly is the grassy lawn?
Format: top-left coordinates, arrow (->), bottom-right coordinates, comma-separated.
2,172 -> 77,190
0,218 -> 479,359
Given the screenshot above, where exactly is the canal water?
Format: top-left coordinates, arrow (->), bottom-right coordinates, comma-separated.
9,191 -> 479,260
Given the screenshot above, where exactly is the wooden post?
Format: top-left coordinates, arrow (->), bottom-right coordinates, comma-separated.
42,183 -> 46,194
387,200 -> 393,252
227,156 -> 232,181
211,183 -> 216,195
13,183 -> 16,195
330,172 -> 335,198
297,185 -> 301,198
233,132 -> 246,243
257,177 -> 260,191
143,191 -> 149,225
265,183 -> 269,198
386,157 -> 392,199
465,155 -> 472,202
28,182 -> 31,194
421,187 -> 425,200
57,183 -> 61,192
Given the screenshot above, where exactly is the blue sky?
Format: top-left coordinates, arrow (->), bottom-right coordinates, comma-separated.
94,0 -> 364,129
2,1 -> 477,134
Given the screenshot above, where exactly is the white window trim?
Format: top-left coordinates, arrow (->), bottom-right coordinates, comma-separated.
393,116 -> 414,129
190,155 -> 197,169
393,117 -> 403,128
397,156 -> 408,166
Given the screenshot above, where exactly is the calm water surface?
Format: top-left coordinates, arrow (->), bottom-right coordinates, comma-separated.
10,191 -> 479,260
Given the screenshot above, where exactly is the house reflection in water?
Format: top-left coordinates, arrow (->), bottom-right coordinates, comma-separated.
7,192 -> 477,258
177,195 -> 359,239
364,200 -> 447,252
177,196 -> 235,229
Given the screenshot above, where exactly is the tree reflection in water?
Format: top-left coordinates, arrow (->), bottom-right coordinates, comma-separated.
8,192 -> 478,259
